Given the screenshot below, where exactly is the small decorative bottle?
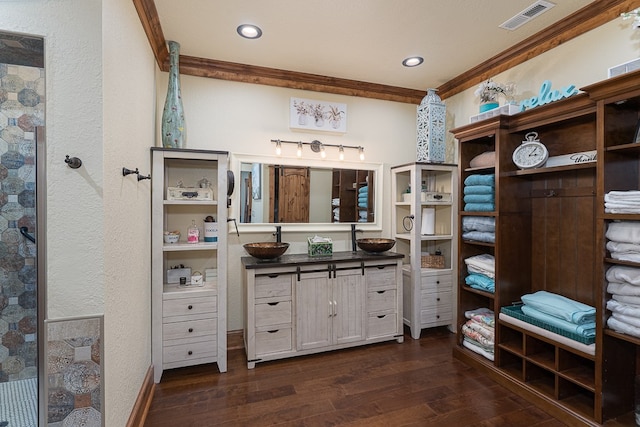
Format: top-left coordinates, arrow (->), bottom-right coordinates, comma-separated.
187,220 -> 199,243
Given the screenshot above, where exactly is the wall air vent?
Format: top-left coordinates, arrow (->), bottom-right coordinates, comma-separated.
499,1 -> 556,31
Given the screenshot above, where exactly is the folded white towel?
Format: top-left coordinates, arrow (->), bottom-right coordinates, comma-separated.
610,252 -> 640,263
607,299 -> 640,317
605,191 -> 640,201
607,316 -> 640,338
605,208 -> 640,214
464,254 -> 495,278
606,221 -> 640,245
607,241 -> 640,255
606,266 -> 640,286
608,282 -> 640,296
612,312 -> 640,328
613,294 -> 640,305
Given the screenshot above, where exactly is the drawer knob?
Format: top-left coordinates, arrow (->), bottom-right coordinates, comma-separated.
377,315 -> 386,319
268,302 -> 279,306
437,298 -> 440,302
188,328 -> 193,333
188,305 -> 193,310
188,350 -> 193,355
377,291 -> 385,294
268,330 -> 279,333
436,281 -> 440,284
436,315 -> 440,319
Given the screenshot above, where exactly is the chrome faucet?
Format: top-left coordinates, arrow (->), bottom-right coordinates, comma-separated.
351,223 -> 363,252
274,225 -> 282,243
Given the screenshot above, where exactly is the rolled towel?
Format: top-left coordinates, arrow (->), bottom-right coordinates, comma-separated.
358,186 -> 368,194
520,290 -> 595,325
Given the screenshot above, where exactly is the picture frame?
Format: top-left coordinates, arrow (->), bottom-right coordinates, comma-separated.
634,119 -> 640,143
289,97 -> 347,133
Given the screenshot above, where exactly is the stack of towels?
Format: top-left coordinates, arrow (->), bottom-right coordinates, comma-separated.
461,307 -> 495,361
358,186 -> 368,208
461,216 -> 495,244
520,291 -> 596,341
464,253 -> 495,293
332,207 -> 339,221
605,190 -> 640,214
463,174 -> 495,212
606,221 -> 640,262
606,265 -> 640,338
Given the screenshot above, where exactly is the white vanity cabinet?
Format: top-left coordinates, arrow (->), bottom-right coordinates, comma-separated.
242,253 -> 404,369
151,148 -> 228,383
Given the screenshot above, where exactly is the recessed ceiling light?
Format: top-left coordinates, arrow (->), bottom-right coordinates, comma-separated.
402,56 -> 424,67
237,24 -> 262,39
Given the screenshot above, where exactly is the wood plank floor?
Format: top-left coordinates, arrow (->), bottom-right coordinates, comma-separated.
145,327 -> 568,426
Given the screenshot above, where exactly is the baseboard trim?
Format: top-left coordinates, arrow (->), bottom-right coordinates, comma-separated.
227,329 -> 244,350
126,366 -> 155,427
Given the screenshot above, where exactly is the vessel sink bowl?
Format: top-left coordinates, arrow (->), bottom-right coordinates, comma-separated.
243,242 -> 290,259
356,238 -> 396,253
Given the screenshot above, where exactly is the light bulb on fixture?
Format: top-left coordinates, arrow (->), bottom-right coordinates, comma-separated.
339,145 -> 344,161
297,141 -> 303,157
275,140 -> 282,156
359,146 -> 365,161
320,145 -> 326,158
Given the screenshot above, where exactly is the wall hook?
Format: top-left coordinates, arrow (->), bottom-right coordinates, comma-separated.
122,167 -> 139,176
65,155 -> 82,169
137,173 -> 151,181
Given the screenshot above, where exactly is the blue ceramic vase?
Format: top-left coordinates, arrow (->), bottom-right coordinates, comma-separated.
161,41 -> 186,148
479,101 -> 499,113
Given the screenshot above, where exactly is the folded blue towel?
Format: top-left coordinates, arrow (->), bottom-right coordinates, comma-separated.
462,216 -> 495,233
358,186 -> 368,194
521,305 -> 596,338
464,185 -> 495,195
358,202 -> 367,208
464,202 -> 495,212
464,174 -> 495,187
465,273 -> 495,293
358,196 -> 368,202
462,231 -> 495,244
521,291 -> 595,325
464,194 -> 495,204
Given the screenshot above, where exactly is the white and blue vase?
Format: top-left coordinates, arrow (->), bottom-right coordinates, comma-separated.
161,41 -> 186,149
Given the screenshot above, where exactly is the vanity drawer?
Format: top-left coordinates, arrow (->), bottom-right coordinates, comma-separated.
420,290 -> 452,309
163,337 -> 217,364
163,296 -> 217,318
365,265 -> 397,290
421,273 -> 452,293
367,311 -> 398,338
255,301 -> 292,328
163,318 -> 217,341
419,307 -> 452,326
255,274 -> 293,299
255,327 -> 292,356
367,289 -> 396,313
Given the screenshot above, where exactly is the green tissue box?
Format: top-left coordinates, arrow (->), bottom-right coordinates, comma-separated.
307,237 -> 333,257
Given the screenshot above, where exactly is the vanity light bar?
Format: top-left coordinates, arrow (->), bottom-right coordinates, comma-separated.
271,139 -> 364,161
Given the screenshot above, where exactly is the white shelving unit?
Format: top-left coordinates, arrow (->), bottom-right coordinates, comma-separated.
391,162 -> 458,339
151,148 -> 228,383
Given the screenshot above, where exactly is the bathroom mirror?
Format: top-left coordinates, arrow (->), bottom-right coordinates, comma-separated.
230,153 -> 383,232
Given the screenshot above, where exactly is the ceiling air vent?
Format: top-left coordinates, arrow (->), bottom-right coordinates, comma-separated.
499,0 -> 556,31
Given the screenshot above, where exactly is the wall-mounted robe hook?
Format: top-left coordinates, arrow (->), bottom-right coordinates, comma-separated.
65,155 -> 82,169
137,173 -> 151,181
122,167 -> 139,177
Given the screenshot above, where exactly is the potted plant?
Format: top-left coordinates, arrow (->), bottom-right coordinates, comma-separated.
475,79 -> 506,112
326,105 -> 345,129
293,100 -> 310,125
310,103 -> 326,127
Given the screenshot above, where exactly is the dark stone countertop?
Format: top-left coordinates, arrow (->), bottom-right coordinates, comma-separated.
241,250 -> 403,269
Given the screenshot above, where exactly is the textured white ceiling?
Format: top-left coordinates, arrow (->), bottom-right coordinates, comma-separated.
154,0 -> 595,91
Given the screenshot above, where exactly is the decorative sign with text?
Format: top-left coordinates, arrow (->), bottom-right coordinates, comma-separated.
544,150 -> 596,168
519,80 -> 579,112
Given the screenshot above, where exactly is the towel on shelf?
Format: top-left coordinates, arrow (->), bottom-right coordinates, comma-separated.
605,190 -> 640,201
358,202 -> 368,208
606,299 -> 640,317
608,282 -> 640,296
611,312 -> 640,329
462,323 -> 494,347
358,185 -> 368,194
612,294 -> 640,305
606,221 -> 640,245
462,337 -> 495,361
463,185 -> 495,195
464,202 -> 495,212
358,195 -> 368,203
465,273 -> 495,293
464,174 -> 495,187
462,216 -> 495,233
461,231 -> 495,244
605,191 -> 640,213
464,307 -> 494,319
606,241 -> 640,262
520,305 -> 596,338
607,316 -> 640,338
465,254 -> 495,278
463,194 -> 495,204
606,264 -> 640,286
469,151 -> 496,169
465,319 -> 494,341
520,290 -> 595,325
465,308 -> 495,328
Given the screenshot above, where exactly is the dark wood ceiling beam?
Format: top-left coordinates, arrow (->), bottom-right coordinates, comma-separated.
134,0 -> 640,104
178,55 -> 426,104
436,0 -> 640,99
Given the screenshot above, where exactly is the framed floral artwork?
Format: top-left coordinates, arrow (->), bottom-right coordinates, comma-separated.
290,97 -> 347,133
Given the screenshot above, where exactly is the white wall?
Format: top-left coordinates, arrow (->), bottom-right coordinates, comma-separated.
155,73 -> 418,330
103,0 -> 156,426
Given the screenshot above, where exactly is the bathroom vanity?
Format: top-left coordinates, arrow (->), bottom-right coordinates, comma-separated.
242,251 -> 404,369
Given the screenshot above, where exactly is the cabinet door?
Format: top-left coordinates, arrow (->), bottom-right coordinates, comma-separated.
333,269 -> 365,345
296,271 -> 332,350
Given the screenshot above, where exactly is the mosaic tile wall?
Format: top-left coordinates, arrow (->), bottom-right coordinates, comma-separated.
0,63 -> 43,383
46,316 -> 103,427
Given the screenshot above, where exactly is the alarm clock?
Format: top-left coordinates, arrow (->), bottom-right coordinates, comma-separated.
512,132 -> 548,169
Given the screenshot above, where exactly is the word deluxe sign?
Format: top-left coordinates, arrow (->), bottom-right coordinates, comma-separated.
519,80 -> 578,111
